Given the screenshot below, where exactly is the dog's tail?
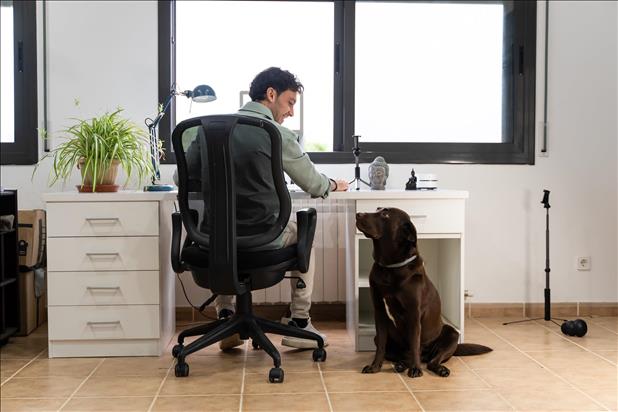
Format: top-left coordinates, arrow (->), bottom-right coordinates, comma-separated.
453,343 -> 492,356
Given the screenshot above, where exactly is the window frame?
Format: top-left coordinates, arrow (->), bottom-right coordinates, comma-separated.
1,0 -> 38,165
159,0 -> 536,165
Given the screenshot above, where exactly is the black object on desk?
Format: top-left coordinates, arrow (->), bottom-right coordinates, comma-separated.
405,169 -> 417,190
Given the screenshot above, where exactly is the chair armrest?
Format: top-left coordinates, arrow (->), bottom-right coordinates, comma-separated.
296,207 -> 317,273
171,212 -> 185,273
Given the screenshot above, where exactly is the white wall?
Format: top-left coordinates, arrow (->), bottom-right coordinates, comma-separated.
1,0 -> 616,303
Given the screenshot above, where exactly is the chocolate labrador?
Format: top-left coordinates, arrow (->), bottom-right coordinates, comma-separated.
356,207 -> 491,378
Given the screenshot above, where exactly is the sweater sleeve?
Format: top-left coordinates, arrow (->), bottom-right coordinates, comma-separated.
280,127 -> 330,198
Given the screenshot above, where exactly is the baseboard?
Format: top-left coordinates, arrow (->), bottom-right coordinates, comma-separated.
176,302 -> 346,323
465,302 -> 618,318
176,302 -> 615,323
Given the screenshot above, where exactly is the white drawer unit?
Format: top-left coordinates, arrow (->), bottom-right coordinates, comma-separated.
329,190 -> 468,352
47,237 -> 160,272
43,191 -> 177,358
47,271 -> 159,306
47,201 -> 159,237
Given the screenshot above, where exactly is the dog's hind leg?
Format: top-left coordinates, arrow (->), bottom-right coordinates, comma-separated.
426,324 -> 459,377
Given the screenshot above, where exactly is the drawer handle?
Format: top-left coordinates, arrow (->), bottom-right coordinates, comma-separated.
85,217 -> 120,222
87,321 -> 121,326
86,286 -> 121,291
86,252 -> 119,258
411,214 -> 428,219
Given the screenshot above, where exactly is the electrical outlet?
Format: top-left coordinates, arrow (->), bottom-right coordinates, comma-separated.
576,256 -> 591,271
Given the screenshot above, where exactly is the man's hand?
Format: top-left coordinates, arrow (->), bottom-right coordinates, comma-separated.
330,178 -> 349,192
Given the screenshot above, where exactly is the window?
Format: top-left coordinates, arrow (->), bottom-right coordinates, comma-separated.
0,0 -> 38,165
159,0 -> 536,164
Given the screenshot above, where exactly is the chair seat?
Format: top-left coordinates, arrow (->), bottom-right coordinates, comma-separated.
182,244 -> 297,272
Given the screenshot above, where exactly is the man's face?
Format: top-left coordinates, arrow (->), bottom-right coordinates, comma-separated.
263,88 -> 297,124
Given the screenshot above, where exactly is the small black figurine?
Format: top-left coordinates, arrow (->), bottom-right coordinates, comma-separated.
405,169 -> 417,190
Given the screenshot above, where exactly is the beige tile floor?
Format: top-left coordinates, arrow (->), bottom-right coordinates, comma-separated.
1,316 -> 616,411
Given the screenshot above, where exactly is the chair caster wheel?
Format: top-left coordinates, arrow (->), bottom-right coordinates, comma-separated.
312,347 -> 327,362
269,367 -> 284,383
172,344 -> 183,358
394,362 -> 407,373
175,361 -> 189,377
252,340 -> 260,350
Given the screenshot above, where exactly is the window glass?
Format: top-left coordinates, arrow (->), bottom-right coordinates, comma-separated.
175,1 -> 334,152
355,2 -> 504,143
1,1 -> 15,143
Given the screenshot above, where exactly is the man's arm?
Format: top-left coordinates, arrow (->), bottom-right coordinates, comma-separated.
280,128 -> 330,198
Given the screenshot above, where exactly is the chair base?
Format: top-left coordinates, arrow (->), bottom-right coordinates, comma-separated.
172,292 -> 326,383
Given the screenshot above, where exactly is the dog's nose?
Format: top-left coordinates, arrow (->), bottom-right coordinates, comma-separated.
356,212 -> 365,219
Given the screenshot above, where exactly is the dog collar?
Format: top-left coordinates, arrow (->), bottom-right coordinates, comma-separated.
378,254 -> 417,268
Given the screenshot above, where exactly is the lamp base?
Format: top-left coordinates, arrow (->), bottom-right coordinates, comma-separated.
144,184 -> 175,192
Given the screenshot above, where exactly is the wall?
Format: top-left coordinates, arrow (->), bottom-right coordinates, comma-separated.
1,0 -> 616,304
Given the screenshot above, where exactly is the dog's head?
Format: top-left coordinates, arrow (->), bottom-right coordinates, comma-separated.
356,207 -> 418,262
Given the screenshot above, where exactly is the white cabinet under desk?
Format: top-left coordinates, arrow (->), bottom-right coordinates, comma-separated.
312,189 -> 469,352
43,191 -> 177,358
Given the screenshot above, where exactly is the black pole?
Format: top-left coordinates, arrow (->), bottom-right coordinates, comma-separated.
543,190 -> 551,321
503,189 -> 567,326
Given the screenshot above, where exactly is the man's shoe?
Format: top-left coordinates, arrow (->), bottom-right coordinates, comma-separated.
217,309 -> 243,350
281,317 -> 329,349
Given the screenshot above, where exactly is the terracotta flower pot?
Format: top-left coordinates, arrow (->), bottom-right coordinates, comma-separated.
77,158 -> 121,191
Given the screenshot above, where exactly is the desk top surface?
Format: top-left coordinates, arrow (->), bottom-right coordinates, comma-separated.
43,190 -> 178,202
292,188 -> 469,200
43,188 -> 468,202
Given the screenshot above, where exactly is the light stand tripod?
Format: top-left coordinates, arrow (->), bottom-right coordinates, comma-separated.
504,190 -> 567,327
349,135 -> 370,191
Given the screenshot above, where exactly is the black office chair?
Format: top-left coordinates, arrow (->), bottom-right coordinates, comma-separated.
170,114 -> 326,383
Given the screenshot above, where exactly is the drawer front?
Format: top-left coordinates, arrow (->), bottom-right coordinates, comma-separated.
48,271 -> 159,306
47,201 -> 158,237
48,305 -> 159,340
356,199 -> 464,234
48,237 -> 159,271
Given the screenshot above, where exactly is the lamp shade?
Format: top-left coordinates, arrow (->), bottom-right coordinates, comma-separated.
187,85 -> 217,103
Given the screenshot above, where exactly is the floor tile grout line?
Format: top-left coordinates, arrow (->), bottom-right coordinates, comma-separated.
392,364 -> 426,412
146,358 -> 175,412
316,363 -> 334,412
473,318 -> 611,412
0,348 -> 47,387
238,339 -> 251,412
56,358 -> 105,412
454,356 -> 517,411
530,319 -> 618,366
586,318 -> 618,336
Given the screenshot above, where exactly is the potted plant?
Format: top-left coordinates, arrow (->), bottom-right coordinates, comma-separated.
38,108 -> 160,192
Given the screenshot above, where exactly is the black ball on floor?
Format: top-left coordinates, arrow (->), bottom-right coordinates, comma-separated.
572,319 -> 588,337
561,319 -> 588,337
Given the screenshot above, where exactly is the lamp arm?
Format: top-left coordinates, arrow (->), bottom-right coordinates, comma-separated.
146,88 -> 177,184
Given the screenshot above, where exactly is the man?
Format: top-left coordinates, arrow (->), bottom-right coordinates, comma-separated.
177,67 -> 348,350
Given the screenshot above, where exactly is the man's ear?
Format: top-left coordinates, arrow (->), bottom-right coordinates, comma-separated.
266,87 -> 277,102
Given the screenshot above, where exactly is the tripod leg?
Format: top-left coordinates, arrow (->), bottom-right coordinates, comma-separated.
503,317 -> 544,326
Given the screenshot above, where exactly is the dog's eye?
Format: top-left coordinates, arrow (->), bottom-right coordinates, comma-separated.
380,210 -> 389,218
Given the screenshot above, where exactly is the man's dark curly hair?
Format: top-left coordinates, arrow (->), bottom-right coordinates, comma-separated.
249,67 -> 304,101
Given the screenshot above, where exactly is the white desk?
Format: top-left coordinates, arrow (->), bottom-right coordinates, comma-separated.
43,191 -> 176,357
314,189 -> 469,352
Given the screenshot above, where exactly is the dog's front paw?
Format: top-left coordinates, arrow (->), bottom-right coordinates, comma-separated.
362,364 -> 381,374
436,365 -> 450,377
407,367 -> 423,378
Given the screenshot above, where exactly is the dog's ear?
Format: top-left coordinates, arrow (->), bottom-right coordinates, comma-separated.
402,221 -> 417,244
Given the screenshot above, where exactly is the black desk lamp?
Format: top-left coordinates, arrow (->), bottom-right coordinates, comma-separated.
144,84 -> 216,191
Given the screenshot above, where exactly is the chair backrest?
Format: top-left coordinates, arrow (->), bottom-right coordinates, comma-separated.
172,114 -> 291,295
